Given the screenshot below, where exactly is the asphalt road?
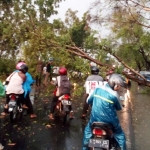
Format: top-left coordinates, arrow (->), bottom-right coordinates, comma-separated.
0,86 -> 134,150
130,83 -> 150,150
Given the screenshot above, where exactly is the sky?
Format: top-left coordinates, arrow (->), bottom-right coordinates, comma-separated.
50,0 -> 110,38
50,0 -> 95,22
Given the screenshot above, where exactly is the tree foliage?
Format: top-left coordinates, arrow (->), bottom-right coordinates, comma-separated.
1,0 -> 150,88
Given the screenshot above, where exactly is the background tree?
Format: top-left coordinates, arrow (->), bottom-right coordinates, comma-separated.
0,0 -> 63,76
1,0 -> 150,88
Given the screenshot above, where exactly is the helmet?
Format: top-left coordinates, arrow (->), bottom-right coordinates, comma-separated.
19,64 -> 28,74
16,62 -> 26,70
108,73 -> 127,89
91,66 -> 99,75
59,67 -> 67,75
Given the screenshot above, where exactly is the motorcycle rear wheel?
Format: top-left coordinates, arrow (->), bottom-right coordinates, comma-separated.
9,107 -> 23,123
61,110 -> 68,123
10,111 -> 17,122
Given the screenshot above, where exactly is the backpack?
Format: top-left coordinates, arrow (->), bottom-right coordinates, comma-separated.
57,75 -> 71,96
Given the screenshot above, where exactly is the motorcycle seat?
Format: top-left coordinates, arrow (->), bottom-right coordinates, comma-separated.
92,122 -> 113,130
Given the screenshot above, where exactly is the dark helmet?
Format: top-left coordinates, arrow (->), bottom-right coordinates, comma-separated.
108,73 -> 127,89
19,64 -> 28,74
91,66 -> 99,75
59,67 -> 67,75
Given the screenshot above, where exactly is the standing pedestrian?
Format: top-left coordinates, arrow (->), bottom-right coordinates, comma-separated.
35,60 -> 43,88
44,58 -> 53,86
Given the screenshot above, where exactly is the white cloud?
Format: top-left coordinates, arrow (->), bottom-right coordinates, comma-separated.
50,0 -> 95,22
49,0 -> 110,38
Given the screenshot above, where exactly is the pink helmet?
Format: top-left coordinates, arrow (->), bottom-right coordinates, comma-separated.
59,67 -> 67,75
16,62 -> 26,70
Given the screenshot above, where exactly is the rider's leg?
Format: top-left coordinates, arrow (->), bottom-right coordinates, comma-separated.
49,96 -> 58,119
82,122 -> 92,150
25,93 -> 36,118
81,94 -> 89,118
18,93 -> 28,109
1,94 -> 9,116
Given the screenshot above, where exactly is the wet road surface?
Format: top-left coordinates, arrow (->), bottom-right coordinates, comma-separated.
0,87 -> 133,150
0,93 -> 85,150
130,83 -> 150,150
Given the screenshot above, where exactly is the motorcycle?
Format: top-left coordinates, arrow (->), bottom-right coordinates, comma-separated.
54,94 -> 72,123
88,122 -> 120,150
8,94 -> 24,122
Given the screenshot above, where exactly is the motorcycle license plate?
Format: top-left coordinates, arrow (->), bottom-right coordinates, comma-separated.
61,100 -> 72,105
8,101 -> 16,106
89,139 -> 109,149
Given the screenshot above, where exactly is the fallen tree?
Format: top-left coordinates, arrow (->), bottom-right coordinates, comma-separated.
66,44 -> 150,87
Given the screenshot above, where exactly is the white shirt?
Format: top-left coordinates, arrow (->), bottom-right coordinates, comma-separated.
6,72 -> 24,94
84,74 -> 104,94
85,81 -> 103,94
43,66 -> 47,75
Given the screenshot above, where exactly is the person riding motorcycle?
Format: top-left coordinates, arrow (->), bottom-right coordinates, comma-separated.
1,64 -> 28,116
82,73 -> 127,150
49,67 -> 74,120
16,61 -> 26,70
16,61 -> 37,118
81,66 -> 104,119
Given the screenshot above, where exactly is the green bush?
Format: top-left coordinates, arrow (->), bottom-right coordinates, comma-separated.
0,58 -> 16,80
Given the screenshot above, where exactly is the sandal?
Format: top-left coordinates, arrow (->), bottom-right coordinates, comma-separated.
48,114 -> 54,120
1,112 -> 6,116
69,116 -> 75,119
69,112 -> 75,119
22,105 -> 28,109
30,114 -> 37,119
81,114 -> 86,119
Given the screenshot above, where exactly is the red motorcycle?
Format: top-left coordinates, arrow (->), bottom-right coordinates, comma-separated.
54,94 -> 72,123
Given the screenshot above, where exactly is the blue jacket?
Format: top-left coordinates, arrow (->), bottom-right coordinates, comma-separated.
87,83 -> 121,125
14,70 -> 35,98
23,72 -> 35,98
83,83 -> 126,150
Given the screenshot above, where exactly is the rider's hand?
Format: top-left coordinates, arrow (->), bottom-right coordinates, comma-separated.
50,80 -> 55,85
